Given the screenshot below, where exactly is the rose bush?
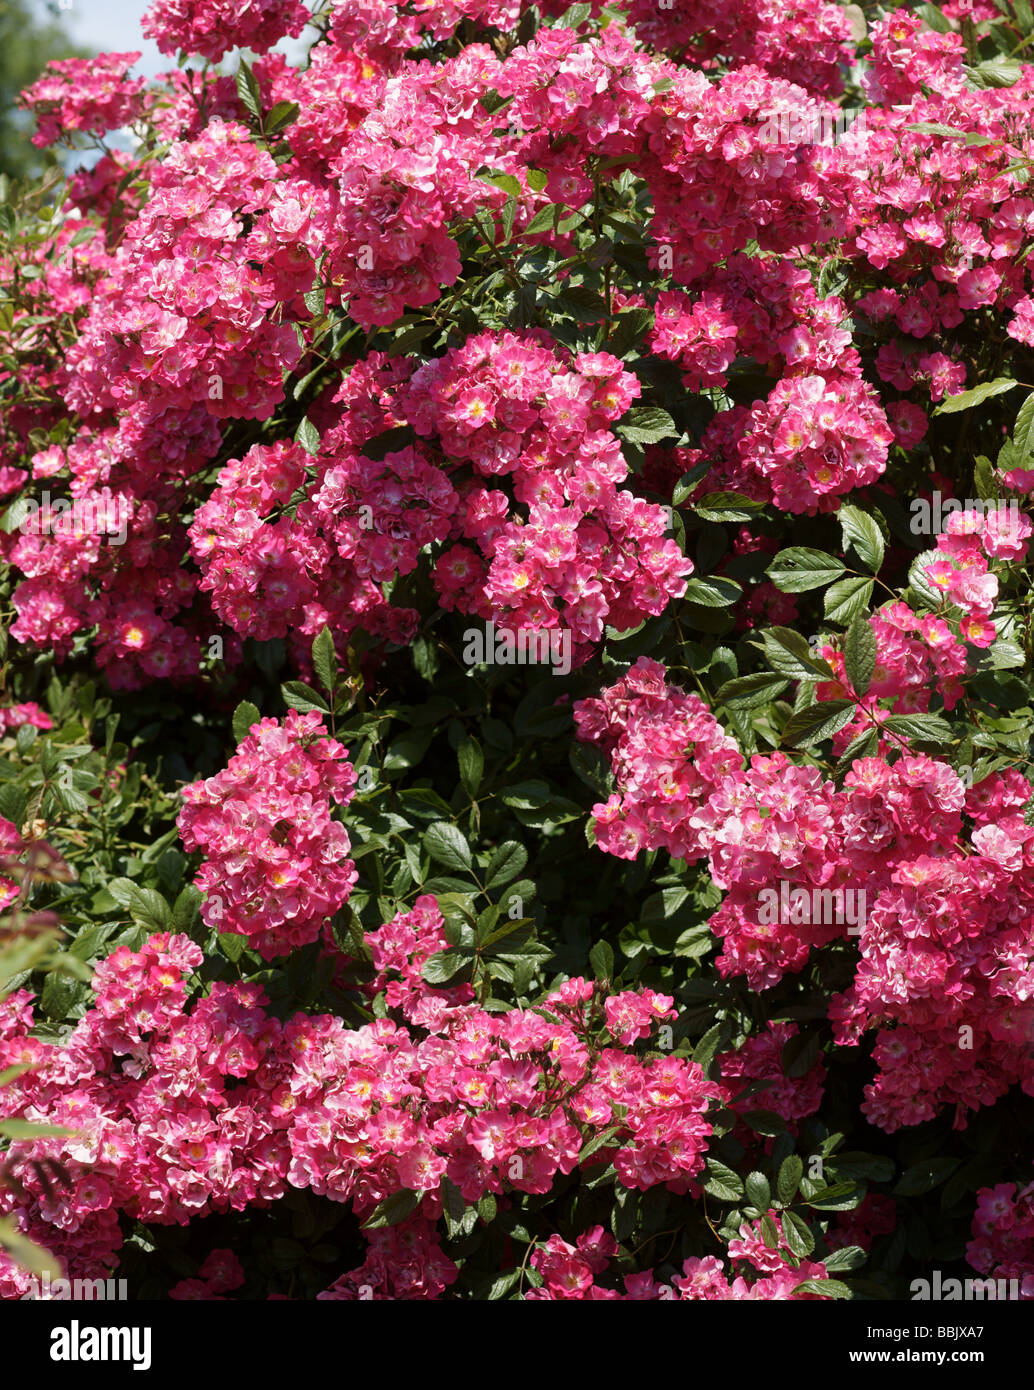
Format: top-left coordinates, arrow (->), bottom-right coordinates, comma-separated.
0,0 -> 1033,1301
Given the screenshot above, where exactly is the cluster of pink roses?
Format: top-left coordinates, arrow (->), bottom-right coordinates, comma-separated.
0,895 -> 721,1298
524,1224 -> 833,1301
577,658 -> 1034,1133
142,0 -> 309,64
916,508 -> 1032,646
8,0 -> 1034,678
184,333 -> 691,664
177,712 -> 358,959
22,52 -> 146,149
5,0 -> 1034,1307
967,1183 -> 1034,1297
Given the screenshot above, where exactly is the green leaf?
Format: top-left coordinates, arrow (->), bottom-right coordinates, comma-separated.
479,171 -> 522,198
554,285 -> 608,322
265,100 -> 300,135
15,724 -> 38,757
760,1212 -> 781,1248
523,203 -> 564,234
105,877 -> 138,910
883,713 -> 952,746
500,196 -> 516,242
766,548 -> 846,592
939,1157 -> 996,1212
56,784 -> 91,816
421,949 -> 472,985
485,841 -> 528,890
280,681 -> 330,715
578,1125 -> 622,1163
294,417 -> 320,454
907,553 -> 945,610
833,727 -> 879,779
235,59 -> 262,119
740,1113 -> 791,1141
361,1190 -> 420,1229
171,886 -> 200,934
692,1021 -> 729,1076
781,700 -> 855,749
824,577 -> 874,625
964,58 -> 1022,87
555,0 -> 592,25
232,701 -> 261,744
978,639 -> 1027,671
608,307 -> 654,358
590,940 -> 614,983
703,1159 -> 744,1202
823,1245 -> 867,1273
843,614 -> 876,697
838,505 -> 884,572
617,406 -> 678,445
0,1119 -> 74,1140
746,1171 -> 771,1210
423,822 -> 473,873
106,879 -> 174,931
382,727 -> 433,774
1012,390 -> 1034,466
781,1210 -> 815,1257
312,626 -> 337,696
904,121 -> 978,140
915,2 -> 952,30
0,1216 -> 61,1279
671,474 -> 711,519
486,1269 -> 522,1300
792,1278 -> 853,1300
933,377 -> 1020,414
973,455 -> 999,502
640,887 -> 690,926
682,576 -> 743,608
128,887 -> 172,931
893,1158 -> 961,1197
777,1155 -> 804,1207
0,784 -> 27,830
782,1030 -> 822,1079
480,917 -> 534,951
569,742 -> 611,795
804,1181 -> 866,1211
500,781 -> 551,811
716,673 -> 791,709
41,966 -> 88,1021
219,932 -> 247,963
761,627 -> 835,681
439,1175 -> 468,1237
0,1064 -> 33,1088
692,492 -> 765,523
387,323 -> 437,359
458,737 -> 484,798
